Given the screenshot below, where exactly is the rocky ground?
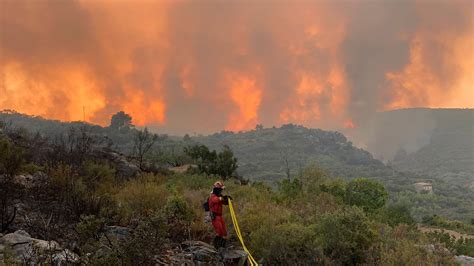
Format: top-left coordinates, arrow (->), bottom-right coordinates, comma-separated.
0,157 -> 251,265
0,230 -> 249,265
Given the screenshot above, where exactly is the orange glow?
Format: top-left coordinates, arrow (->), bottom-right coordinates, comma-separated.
383,1 -> 474,110
122,90 -> 166,126
1,63 -> 106,122
0,0 -> 472,133
225,72 -> 262,131
343,119 -> 357,129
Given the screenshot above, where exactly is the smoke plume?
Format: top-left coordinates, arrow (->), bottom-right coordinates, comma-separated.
1,0 -> 472,134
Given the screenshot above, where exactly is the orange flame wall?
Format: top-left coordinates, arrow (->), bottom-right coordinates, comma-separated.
1,0 -> 472,133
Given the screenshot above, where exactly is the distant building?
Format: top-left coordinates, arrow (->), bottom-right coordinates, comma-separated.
414,182 -> 433,193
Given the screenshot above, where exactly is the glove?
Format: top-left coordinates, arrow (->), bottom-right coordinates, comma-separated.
210,212 -> 216,220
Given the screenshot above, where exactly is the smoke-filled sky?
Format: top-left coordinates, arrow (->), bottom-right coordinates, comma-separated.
1,0 -> 473,134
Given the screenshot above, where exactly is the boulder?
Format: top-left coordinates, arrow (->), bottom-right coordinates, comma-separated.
181,240 -> 218,262
93,150 -> 140,179
13,174 -> 34,188
0,230 -> 79,265
104,225 -> 130,240
162,241 -> 250,265
222,249 -> 249,265
456,255 -> 474,265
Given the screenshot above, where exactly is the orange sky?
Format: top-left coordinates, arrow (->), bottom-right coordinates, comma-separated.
1,0 -> 472,133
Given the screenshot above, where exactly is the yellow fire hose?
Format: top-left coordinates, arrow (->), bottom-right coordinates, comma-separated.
228,199 -> 258,266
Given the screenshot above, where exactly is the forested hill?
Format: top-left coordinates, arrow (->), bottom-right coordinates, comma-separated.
389,109 -> 474,183
194,124 -> 395,182
346,108 -> 473,187
1,110 -> 473,221
0,110 -> 404,184
354,108 -> 473,165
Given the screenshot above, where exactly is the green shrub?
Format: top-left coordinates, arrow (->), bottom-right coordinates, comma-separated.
378,237 -> 455,265
20,163 -> 43,175
114,178 -> 169,222
0,137 -> 24,177
278,178 -> 302,202
345,178 -> 388,213
319,179 -> 347,203
381,203 -> 416,227
162,195 -> 194,242
82,161 -> 116,191
120,211 -> 169,265
75,215 -> 105,255
427,231 -> 474,256
250,222 -> 323,264
316,206 -> 376,265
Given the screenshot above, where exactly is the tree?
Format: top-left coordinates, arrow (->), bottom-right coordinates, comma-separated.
0,137 -> 24,178
345,178 -> 388,213
215,145 -> 238,179
185,145 -> 217,175
382,203 -> 415,226
255,124 -> 264,130
185,144 -> 238,179
110,111 -> 133,130
132,128 -> 158,170
280,148 -> 291,180
0,137 -> 24,232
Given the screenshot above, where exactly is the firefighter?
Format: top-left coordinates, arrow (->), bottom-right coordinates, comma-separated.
209,181 -> 231,249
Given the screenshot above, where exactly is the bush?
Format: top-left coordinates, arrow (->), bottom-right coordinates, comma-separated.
75,215 -> 106,255
20,163 -> 43,175
345,178 -> 388,213
0,137 -> 24,177
382,203 -> 416,227
319,179 -> 347,203
250,222 -> 323,264
378,237 -> 455,265
82,161 -> 116,192
114,176 -> 169,222
316,207 -> 376,264
119,211 -> 169,265
278,178 -> 302,201
162,195 -> 194,242
427,231 -> 474,256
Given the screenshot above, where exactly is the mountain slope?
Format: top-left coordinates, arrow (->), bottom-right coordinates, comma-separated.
1,110 -> 473,221
195,124 -> 397,182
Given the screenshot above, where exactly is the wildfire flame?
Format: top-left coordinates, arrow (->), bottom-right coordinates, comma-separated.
0,0 -> 472,133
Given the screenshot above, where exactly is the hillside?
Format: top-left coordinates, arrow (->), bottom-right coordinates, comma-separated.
1,110 -> 473,221
0,111 -> 394,181
1,122 -> 473,264
195,125 -> 393,182
351,108 -> 473,174
387,109 -> 474,182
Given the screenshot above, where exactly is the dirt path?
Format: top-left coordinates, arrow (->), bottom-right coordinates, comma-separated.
418,226 -> 474,240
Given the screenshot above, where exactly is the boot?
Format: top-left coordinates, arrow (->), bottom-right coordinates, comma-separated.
213,236 -> 222,249
219,237 -> 226,249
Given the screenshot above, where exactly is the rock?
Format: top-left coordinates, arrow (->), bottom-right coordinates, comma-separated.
0,230 -> 79,265
104,225 -> 130,240
161,241 -> 250,265
222,249 -> 249,265
181,240 -> 218,262
13,174 -> 34,188
93,150 -> 140,179
456,255 -> 474,265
